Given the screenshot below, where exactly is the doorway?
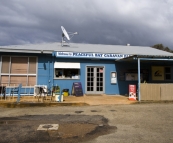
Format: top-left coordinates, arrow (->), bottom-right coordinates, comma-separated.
86,66 -> 105,94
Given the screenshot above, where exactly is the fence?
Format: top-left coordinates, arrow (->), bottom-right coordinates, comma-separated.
0,85 -> 61,102
140,83 -> 173,101
0,85 -> 35,101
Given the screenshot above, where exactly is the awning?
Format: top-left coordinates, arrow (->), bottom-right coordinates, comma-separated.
54,62 -> 80,69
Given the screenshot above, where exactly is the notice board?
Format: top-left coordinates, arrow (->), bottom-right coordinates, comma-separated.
125,73 -> 143,81
72,82 -> 83,96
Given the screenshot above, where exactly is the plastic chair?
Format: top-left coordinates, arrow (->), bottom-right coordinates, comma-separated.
10,84 -> 22,101
10,84 -> 21,97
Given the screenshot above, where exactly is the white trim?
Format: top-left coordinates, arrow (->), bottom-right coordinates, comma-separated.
54,62 -> 80,69
0,55 -> 37,86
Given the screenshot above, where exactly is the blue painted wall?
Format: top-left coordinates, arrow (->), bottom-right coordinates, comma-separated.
1,52 -> 173,96
51,58 -> 118,95
37,55 -> 53,89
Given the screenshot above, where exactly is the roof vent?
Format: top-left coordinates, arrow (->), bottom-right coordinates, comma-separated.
127,43 -> 130,46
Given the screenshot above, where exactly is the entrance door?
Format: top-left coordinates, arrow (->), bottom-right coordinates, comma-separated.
86,66 -> 104,94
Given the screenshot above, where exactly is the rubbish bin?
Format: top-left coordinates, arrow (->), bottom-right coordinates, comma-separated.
55,94 -> 63,102
62,89 -> 69,96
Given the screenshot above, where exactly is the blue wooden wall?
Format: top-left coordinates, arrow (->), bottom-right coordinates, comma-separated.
49,58 -> 119,95
0,52 -> 173,96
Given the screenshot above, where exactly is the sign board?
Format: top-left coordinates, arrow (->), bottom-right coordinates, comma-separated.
111,72 -> 117,84
55,52 -> 130,60
72,82 -> 83,96
125,73 -> 143,81
152,66 -> 164,80
129,85 -> 136,100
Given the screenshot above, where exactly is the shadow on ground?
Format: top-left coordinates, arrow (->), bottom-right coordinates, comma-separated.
0,114 -> 117,143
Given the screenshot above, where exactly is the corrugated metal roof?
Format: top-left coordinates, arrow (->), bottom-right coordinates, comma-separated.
0,42 -> 173,57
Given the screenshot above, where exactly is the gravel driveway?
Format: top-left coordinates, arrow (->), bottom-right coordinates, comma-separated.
0,103 -> 173,143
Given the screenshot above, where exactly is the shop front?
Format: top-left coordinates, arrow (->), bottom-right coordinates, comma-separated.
116,57 -> 173,101
52,59 -> 117,95
0,42 -> 173,100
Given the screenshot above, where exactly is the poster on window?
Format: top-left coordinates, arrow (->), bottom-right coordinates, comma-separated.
129,85 -> 136,100
152,66 -> 164,80
111,72 -> 117,84
99,68 -> 103,73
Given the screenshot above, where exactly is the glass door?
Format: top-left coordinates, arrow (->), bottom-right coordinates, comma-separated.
86,66 -> 104,94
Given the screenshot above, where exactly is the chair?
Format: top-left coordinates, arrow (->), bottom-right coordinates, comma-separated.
10,85 -> 20,97
35,86 -> 47,102
39,86 -> 53,102
10,84 -> 22,101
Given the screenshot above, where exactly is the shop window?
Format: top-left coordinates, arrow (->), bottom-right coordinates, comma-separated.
152,66 -> 171,81
10,76 -> 27,86
29,57 -> 37,74
1,56 -> 37,86
1,57 -> 10,73
11,57 -> 28,74
55,68 -> 80,79
54,62 -> 80,79
165,67 -> 171,80
28,76 -> 36,86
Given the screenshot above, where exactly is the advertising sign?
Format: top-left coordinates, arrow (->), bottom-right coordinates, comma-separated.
129,85 -> 136,100
55,52 -> 130,60
72,82 -> 83,96
152,66 -> 164,80
111,72 -> 117,84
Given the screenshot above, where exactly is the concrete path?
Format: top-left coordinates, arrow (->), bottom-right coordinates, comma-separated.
0,94 -> 137,107
64,94 -> 137,105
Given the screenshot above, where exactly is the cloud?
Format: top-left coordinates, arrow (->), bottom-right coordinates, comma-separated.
0,0 -> 173,49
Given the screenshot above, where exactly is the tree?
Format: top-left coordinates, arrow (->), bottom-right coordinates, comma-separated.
152,44 -> 173,53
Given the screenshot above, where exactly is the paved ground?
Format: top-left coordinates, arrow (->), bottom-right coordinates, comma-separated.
0,94 -> 137,106
0,103 -> 173,143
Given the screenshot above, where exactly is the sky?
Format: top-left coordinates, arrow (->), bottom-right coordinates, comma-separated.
0,0 -> 173,49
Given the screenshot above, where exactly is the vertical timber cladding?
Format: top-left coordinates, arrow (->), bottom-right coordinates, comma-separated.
140,84 -> 173,101
140,84 -> 161,100
160,84 -> 173,100
86,66 -> 104,94
37,55 -> 52,87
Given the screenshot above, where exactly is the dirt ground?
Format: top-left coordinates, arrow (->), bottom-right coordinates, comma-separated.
0,103 -> 173,143
0,115 -> 115,143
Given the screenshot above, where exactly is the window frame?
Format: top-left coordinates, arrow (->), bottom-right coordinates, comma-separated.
54,62 -> 80,79
151,66 -> 172,81
165,66 -> 171,80
0,56 -> 37,86
54,68 -> 80,79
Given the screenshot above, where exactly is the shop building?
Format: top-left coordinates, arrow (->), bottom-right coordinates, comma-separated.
0,42 -> 173,100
